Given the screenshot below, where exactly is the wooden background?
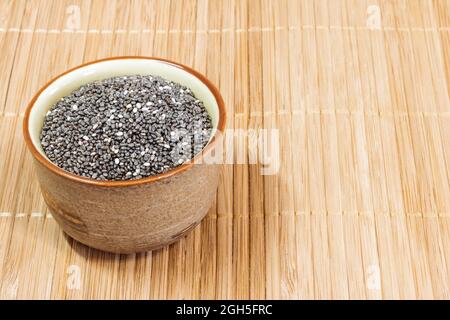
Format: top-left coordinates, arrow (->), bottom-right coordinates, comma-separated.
0,0 -> 449,299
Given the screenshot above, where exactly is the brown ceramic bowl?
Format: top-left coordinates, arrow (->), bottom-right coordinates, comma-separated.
23,57 -> 225,253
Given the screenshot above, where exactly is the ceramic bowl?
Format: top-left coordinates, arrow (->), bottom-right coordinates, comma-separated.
23,57 -> 225,253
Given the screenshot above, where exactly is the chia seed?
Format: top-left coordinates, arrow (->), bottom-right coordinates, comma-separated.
40,75 -> 213,181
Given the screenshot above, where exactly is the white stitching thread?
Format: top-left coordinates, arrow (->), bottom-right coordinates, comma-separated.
31,212 -> 45,217
0,212 -> 13,217
0,211 -> 448,218
0,212 -> 53,218
1,111 -> 449,118
0,26 -> 448,34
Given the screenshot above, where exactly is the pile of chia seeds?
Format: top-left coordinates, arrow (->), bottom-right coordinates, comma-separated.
40,75 -> 213,181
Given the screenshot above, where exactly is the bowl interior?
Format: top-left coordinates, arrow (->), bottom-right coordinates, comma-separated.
28,58 -> 220,159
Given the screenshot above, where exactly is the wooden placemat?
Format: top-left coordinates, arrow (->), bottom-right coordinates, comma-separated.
0,0 -> 449,299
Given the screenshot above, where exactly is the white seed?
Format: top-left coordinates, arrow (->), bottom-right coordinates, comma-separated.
116,131 -> 123,136
114,158 -> 120,164
72,105 -> 78,110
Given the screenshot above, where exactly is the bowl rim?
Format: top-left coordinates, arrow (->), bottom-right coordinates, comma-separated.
23,56 -> 226,187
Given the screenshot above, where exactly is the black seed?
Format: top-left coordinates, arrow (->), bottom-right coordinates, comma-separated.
40,74 -> 213,181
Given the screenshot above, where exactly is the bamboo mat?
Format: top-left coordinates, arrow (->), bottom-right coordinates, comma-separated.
0,0 -> 449,300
